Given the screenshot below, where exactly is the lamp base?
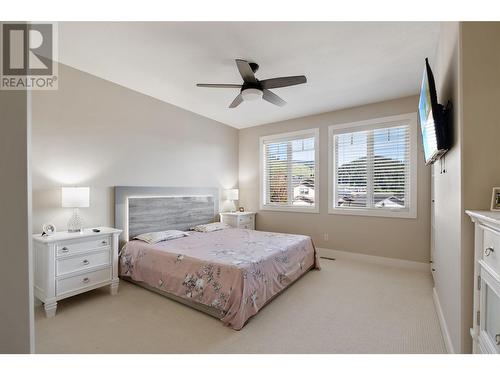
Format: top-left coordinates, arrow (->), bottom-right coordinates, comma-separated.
67,208 -> 84,233
227,200 -> 236,213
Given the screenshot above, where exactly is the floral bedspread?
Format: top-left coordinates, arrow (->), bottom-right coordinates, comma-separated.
119,228 -> 320,330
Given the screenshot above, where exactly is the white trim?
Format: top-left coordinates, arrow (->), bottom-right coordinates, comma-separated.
316,247 -> 429,272
260,128 -> 317,143
328,112 -> 418,219
26,81 -> 35,353
259,205 -> 320,214
259,128 -> 320,213
127,195 -> 213,199
327,207 -> 418,219
432,287 -> 455,354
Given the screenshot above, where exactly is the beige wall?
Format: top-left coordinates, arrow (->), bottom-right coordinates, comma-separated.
0,88 -> 33,352
431,21 -> 464,353
31,63 -> 239,233
432,21 -> 500,354
462,23 -> 500,211
460,21 -> 500,352
239,96 -> 431,263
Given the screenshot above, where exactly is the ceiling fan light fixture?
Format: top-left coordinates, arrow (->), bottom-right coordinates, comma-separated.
241,88 -> 263,101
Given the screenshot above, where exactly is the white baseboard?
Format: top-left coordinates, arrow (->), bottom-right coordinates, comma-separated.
316,247 -> 430,272
432,287 -> 455,354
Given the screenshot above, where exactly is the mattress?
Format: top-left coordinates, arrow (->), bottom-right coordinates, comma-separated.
119,228 -> 320,330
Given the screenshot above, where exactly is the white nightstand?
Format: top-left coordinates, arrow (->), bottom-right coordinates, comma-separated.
33,227 -> 122,317
466,211 -> 500,353
219,212 -> 256,230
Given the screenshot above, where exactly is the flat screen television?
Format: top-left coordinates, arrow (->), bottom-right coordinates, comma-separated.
418,58 -> 451,165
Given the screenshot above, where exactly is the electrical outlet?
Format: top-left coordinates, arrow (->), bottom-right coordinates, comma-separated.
323,233 -> 329,241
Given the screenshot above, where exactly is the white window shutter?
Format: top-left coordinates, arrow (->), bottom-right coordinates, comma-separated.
333,124 -> 411,211
261,129 -> 318,211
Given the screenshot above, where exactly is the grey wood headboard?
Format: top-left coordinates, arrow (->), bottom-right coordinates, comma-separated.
114,186 -> 219,242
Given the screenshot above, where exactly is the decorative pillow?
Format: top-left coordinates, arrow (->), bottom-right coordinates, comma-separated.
133,230 -> 189,244
191,222 -> 231,233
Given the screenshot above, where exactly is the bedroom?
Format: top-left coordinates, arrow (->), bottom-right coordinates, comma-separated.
1,1 -> 500,370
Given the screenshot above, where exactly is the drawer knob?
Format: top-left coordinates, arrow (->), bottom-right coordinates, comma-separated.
485,247 -> 495,256
82,259 -> 89,265
82,277 -> 90,284
101,241 -> 107,245
61,247 -> 69,253
496,334 -> 500,346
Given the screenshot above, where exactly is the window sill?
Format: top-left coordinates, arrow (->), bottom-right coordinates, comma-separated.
329,207 -> 416,219
260,205 -> 319,214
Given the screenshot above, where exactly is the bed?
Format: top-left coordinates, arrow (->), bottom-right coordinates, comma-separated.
115,186 -> 320,330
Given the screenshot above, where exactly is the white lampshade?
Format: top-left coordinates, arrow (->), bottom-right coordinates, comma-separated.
225,189 -> 239,201
62,187 -> 90,208
241,88 -> 263,101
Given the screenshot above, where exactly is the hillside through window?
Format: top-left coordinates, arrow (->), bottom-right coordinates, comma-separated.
329,114 -> 417,218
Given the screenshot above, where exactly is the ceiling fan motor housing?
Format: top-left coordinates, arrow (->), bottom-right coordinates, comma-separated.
241,81 -> 261,91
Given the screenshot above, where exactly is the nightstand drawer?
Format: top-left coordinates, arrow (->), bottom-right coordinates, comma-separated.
56,250 -> 111,276
219,212 -> 256,230
57,267 -> 111,296
483,228 -> 500,275
238,215 -> 253,225
56,236 -> 111,257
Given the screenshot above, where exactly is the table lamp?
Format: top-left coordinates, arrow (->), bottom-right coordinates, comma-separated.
225,188 -> 239,212
62,187 -> 90,232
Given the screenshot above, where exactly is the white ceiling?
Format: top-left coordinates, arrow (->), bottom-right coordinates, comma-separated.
57,22 -> 440,129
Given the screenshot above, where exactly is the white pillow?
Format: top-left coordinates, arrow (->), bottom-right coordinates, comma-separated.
191,222 -> 231,233
133,230 -> 189,244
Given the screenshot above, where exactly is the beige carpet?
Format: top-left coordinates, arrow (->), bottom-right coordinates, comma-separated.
35,258 -> 446,353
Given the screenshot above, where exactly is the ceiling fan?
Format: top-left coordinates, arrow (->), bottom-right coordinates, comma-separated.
196,59 -> 307,108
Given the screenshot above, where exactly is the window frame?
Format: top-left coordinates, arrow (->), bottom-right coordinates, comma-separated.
328,113 -> 418,219
259,128 -> 320,213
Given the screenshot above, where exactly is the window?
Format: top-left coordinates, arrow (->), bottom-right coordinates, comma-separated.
328,113 -> 417,218
260,128 -> 319,212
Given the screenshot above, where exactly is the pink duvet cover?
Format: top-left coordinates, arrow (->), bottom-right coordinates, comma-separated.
119,228 -> 320,330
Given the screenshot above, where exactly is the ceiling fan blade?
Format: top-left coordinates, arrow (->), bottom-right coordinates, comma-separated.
235,59 -> 257,83
196,84 -> 242,88
263,89 -> 286,107
229,93 -> 243,108
260,75 -> 307,89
